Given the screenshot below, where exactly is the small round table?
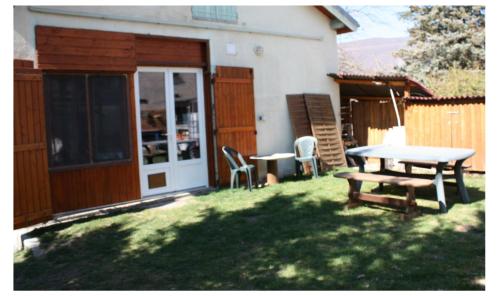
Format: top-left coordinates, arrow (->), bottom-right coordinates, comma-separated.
250,153 -> 295,185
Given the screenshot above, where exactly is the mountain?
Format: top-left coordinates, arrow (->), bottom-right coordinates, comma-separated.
338,37 -> 409,74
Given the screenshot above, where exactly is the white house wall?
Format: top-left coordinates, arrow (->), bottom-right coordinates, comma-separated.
14,6 -> 342,178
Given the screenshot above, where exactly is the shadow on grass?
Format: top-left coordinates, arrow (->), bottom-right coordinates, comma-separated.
15,190 -> 485,290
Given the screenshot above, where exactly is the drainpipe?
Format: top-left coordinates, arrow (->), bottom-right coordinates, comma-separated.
389,88 -> 402,127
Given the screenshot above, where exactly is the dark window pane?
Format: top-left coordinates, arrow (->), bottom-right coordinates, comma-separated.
89,75 -> 130,162
44,75 -> 89,167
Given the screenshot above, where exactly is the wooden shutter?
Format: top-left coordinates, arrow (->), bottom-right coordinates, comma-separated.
213,66 -> 257,185
304,94 -> 347,169
14,64 -> 53,228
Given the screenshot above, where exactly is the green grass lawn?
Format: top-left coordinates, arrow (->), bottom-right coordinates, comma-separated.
14,169 -> 485,290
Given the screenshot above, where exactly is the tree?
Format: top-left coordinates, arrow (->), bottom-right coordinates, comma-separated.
338,47 -> 363,73
395,6 -> 485,82
424,68 -> 485,96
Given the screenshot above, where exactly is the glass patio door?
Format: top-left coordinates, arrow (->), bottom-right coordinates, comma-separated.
135,67 -> 208,197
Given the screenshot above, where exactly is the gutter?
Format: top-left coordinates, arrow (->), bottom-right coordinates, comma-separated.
323,6 -> 360,32
28,6 -> 325,41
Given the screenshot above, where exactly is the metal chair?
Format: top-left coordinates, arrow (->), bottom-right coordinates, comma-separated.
294,136 -> 319,178
221,146 -> 255,191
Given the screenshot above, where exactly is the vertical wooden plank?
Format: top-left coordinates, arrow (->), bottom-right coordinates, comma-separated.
24,81 -> 35,145
39,145 -> 51,212
18,78 -> 28,145
430,104 -> 437,147
36,151 -> 48,213
30,148 -> 41,213
30,80 -> 41,144
203,66 -> 216,187
21,151 -> 34,217
13,154 -> 22,219
127,72 -> 141,199
14,80 -> 21,146
479,102 -> 485,171
419,104 -> 424,145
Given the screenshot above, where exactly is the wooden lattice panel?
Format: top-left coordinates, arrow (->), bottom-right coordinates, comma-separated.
304,94 -> 347,169
286,94 -> 312,138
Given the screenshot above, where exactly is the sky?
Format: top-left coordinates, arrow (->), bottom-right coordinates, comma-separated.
337,6 -> 413,43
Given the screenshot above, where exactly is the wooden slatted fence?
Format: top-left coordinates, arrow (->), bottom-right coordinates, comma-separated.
349,98 -> 405,147
405,98 -> 485,172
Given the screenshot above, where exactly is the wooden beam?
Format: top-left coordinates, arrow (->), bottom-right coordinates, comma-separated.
354,192 -> 410,208
334,79 -> 386,86
341,96 -> 403,101
404,82 -> 411,97
387,81 -> 406,87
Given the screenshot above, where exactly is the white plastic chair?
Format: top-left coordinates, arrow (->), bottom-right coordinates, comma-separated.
221,146 -> 255,191
294,136 -> 319,178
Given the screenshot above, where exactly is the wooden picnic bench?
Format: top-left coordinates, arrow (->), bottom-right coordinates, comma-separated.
399,160 -> 471,173
345,145 -> 475,213
335,172 -> 434,219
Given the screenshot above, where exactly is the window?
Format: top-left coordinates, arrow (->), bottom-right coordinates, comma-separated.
173,73 -> 201,161
191,6 -> 238,23
44,74 -> 130,169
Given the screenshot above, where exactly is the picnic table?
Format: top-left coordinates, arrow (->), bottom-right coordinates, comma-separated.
250,153 -> 295,185
345,145 -> 475,213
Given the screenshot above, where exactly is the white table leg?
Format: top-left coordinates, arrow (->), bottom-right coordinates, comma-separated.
434,162 -> 448,213
454,159 -> 470,203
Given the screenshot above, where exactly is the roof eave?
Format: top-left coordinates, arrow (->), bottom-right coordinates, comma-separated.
316,6 -> 359,34
327,72 -> 435,97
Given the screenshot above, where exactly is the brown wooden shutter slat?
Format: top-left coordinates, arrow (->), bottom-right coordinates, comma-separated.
214,66 -> 257,186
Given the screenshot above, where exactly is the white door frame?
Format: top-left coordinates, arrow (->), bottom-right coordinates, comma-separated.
134,67 -> 208,197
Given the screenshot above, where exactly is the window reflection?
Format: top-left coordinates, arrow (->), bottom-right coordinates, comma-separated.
139,72 -> 169,165
174,73 -> 200,161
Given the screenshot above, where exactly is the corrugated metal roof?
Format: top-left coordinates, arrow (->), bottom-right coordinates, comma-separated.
330,73 -> 410,81
328,72 -> 434,97
405,95 -> 485,102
